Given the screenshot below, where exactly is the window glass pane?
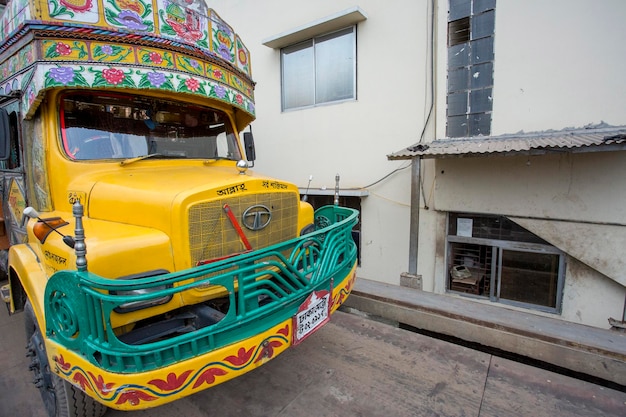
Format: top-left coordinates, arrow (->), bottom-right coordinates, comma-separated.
471,9 -> 495,40
469,87 -> 492,113
448,213 -> 548,244
448,42 -> 470,69
500,250 -> 559,308
449,242 -> 492,296
447,115 -> 468,137
469,112 -> 491,136
61,93 -> 239,160
449,0 -> 471,20
473,0 -> 496,14
447,92 -> 468,116
470,62 -> 493,89
0,101 -> 21,169
282,41 -> 314,110
448,213 -> 563,312
470,37 -> 494,65
315,28 -> 355,104
448,67 -> 470,92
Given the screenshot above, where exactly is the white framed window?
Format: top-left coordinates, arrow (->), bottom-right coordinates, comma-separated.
281,26 -> 356,111
447,213 -> 565,313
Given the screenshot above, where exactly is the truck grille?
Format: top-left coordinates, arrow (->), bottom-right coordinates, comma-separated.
189,192 -> 299,265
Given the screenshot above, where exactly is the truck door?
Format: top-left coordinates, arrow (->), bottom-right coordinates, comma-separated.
0,99 -> 27,277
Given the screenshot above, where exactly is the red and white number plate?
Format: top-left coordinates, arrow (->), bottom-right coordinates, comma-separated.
293,290 -> 331,345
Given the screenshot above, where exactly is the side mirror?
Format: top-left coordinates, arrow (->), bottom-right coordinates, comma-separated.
0,109 -> 10,161
243,131 -> 256,163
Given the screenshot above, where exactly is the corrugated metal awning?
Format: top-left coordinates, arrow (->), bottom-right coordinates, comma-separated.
388,126 -> 626,160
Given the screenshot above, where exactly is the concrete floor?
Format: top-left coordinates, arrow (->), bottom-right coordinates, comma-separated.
1,308 -> 625,417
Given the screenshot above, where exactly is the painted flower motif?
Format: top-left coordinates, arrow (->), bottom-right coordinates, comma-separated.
189,59 -> 199,69
115,389 -> 157,406
217,32 -> 232,49
56,42 -> 72,56
217,23 -> 232,36
238,49 -> 247,66
213,84 -> 226,99
182,30 -> 203,43
102,68 -> 125,85
114,10 -> 148,31
73,373 -> 91,391
224,347 -> 255,366
148,370 -> 193,391
55,355 -> 72,371
185,78 -> 200,92
147,71 -> 166,87
28,88 -> 35,105
149,52 -> 163,64
212,69 -> 223,79
117,0 -> 143,14
60,0 -> 92,12
235,94 -> 243,105
278,324 -> 289,337
49,67 -> 76,85
88,371 -> 115,394
254,340 -> 283,363
218,44 -> 231,61
192,367 -> 227,389
166,19 -> 202,43
100,45 -> 113,55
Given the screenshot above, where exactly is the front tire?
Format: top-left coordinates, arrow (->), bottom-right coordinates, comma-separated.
24,300 -> 107,417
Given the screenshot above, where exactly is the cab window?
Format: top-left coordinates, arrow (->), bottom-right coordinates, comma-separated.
60,93 -> 241,161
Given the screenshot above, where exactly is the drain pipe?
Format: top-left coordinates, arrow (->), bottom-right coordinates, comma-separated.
401,0 -> 435,290
408,157 -> 421,275
400,157 -> 422,290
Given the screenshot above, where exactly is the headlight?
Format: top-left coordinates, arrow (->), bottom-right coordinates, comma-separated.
300,223 -> 316,236
112,269 -> 172,313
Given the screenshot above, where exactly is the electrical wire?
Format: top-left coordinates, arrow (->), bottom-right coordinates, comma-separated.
343,162 -> 412,190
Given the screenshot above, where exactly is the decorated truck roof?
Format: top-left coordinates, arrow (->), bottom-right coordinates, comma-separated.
0,0 -> 255,128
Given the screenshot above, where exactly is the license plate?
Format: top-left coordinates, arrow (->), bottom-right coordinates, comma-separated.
293,290 -> 331,345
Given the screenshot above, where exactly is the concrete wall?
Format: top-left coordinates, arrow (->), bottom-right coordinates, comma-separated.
428,153 -> 626,327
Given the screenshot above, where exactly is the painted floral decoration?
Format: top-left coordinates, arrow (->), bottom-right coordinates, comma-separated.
60,0 -> 92,12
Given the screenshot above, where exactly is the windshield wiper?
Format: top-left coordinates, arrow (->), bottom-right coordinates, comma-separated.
120,153 -> 163,166
120,153 -> 186,166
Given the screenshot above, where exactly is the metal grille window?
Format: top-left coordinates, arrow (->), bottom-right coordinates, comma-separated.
447,0 -> 496,137
281,27 -> 356,111
447,213 -> 565,313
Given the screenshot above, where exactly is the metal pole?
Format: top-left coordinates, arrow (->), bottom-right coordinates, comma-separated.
73,202 -> 87,272
334,174 -> 340,206
408,158 -> 421,275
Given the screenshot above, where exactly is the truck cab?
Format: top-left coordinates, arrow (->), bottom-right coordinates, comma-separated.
0,1 -> 358,415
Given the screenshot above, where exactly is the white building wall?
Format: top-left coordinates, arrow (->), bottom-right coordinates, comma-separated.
435,0 -> 626,138
210,0 -> 626,328
210,0 -> 433,285
429,0 -> 626,328
493,0 -> 626,134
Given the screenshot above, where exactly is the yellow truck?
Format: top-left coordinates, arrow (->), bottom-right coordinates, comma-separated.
0,0 -> 359,415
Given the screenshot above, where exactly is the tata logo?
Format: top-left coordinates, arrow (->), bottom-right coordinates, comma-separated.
242,205 -> 272,230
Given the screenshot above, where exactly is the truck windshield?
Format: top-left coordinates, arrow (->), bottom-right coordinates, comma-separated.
60,92 -> 241,161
